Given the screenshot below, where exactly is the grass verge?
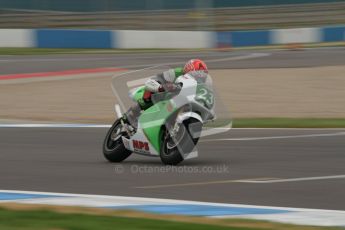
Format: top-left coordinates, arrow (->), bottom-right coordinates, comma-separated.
233,118 -> 345,128
0,204 -> 338,230
0,42 -> 343,55
0,48 -> 205,55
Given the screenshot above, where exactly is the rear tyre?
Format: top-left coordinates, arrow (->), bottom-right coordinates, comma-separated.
103,119 -> 132,162
160,119 -> 202,165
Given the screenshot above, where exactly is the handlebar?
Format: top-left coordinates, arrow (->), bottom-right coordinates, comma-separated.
151,83 -> 182,103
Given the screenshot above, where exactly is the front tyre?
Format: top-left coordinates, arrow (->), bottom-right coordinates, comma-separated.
103,119 -> 132,162
160,119 -> 202,165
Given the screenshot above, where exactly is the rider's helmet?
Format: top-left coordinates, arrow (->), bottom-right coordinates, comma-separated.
183,59 -> 208,83
183,59 -> 208,74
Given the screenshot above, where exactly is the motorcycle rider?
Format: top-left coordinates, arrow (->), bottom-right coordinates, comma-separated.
124,59 -> 209,128
140,59 -> 208,109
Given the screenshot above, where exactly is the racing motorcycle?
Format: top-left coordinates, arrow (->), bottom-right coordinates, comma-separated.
103,68 -> 216,165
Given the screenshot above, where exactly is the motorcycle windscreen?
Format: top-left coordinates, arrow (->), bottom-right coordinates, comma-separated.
111,66 -> 232,159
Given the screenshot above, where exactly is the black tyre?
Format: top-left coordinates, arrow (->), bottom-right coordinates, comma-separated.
103,119 -> 132,162
160,119 -> 202,165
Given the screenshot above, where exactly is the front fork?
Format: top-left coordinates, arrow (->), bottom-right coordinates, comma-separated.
114,103 -> 136,136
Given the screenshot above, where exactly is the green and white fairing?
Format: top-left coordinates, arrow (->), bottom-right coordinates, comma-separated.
111,66 -> 231,157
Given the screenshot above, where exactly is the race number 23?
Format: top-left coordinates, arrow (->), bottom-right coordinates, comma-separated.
197,87 -> 214,107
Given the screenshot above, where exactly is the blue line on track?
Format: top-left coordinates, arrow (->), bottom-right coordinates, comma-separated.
0,192 -> 62,200
106,204 -> 290,216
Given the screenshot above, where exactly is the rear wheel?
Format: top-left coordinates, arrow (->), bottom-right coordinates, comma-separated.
160,119 -> 202,165
103,119 -> 132,162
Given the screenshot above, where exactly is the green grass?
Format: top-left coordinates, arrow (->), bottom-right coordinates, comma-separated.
233,118 -> 345,128
0,48 -> 205,55
0,48 -> 91,55
0,208 -> 235,230
0,42 -> 343,55
0,207 -> 339,230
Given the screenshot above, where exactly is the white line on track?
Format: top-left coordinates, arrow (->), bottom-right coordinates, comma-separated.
0,124 -> 345,131
228,128 -> 345,130
135,178 -> 276,189
1,124 -> 344,140
239,175 -> 345,183
136,175 -> 345,189
203,132 -> 345,141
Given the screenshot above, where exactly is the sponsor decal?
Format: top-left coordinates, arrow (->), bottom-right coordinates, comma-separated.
132,140 -> 150,152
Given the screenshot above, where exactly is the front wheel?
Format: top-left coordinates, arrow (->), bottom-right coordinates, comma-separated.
103,119 -> 132,162
160,119 -> 202,165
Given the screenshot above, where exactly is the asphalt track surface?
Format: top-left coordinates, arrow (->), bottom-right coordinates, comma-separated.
0,128 -> 344,210
0,47 -> 345,75
1,47 -> 345,211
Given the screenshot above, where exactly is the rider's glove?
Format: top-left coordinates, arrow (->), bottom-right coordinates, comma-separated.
164,82 -> 177,91
145,79 -> 162,93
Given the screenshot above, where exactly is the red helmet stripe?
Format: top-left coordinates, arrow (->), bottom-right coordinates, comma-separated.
183,59 -> 208,74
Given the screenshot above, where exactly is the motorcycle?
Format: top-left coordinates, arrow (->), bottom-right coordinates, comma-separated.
103,66 -> 222,165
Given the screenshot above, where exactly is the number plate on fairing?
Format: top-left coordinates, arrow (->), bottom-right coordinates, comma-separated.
196,85 -> 214,109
